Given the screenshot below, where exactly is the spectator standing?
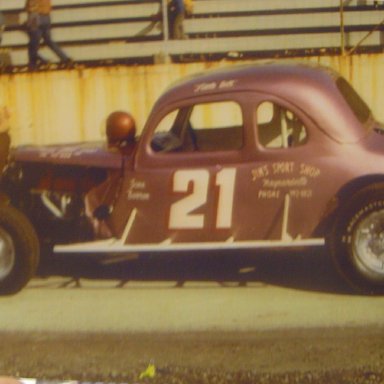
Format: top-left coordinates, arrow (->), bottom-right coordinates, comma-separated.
25,0 -> 71,69
0,11 -> 4,44
168,0 -> 193,39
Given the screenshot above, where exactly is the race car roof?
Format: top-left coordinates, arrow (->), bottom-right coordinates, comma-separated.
152,62 -> 372,144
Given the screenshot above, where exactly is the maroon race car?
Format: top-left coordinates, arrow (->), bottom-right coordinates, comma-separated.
1,62 -> 384,294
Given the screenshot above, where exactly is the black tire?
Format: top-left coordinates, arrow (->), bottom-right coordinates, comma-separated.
328,183 -> 384,294
0,204 -> 40,295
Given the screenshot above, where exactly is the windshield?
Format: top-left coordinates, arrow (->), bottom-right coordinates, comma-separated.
336,77 -> 371,124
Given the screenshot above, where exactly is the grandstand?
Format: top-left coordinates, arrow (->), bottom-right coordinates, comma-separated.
0,0 -> 383,69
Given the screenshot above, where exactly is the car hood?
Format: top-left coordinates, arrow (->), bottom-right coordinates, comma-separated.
11,141 -> 136,169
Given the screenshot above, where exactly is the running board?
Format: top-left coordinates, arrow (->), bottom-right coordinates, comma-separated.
54,203 -> 325,254
54,237 -> 325,254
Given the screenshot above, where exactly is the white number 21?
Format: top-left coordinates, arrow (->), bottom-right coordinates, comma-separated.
169,168 -> 236,229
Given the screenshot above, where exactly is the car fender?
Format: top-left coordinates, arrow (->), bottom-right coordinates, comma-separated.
315,174 -> 384,237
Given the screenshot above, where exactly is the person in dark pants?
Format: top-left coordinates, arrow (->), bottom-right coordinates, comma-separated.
25,0 -> 71,69
0,11 -> 4,44
167,0 -> 186,39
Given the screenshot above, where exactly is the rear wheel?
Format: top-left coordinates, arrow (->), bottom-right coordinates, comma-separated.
0,204 -> 39,295
328,183 -> 384,294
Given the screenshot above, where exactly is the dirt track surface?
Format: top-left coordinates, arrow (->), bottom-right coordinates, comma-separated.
1,249 -> 384,383
1,327 -> 383,384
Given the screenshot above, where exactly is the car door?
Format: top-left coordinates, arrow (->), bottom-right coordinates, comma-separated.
113,94 -> 250,246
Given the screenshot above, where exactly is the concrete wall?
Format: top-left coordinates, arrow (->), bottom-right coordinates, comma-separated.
0,53 -> 383,145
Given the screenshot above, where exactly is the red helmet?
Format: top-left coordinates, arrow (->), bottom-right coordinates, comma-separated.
106,111 -> 136,146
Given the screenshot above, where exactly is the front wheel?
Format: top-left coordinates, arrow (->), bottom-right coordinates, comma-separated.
0,204 -> 40,295
328,183 -> 384,294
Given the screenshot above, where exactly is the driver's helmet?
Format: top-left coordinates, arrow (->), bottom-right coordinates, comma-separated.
106,111 -> 136,146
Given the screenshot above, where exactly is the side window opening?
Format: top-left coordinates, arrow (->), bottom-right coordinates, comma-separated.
150,108 -> 193,153
151,101 -> 243,153
257,101 -> 307,149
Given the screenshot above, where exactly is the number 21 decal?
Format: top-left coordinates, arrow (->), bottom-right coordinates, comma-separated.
169,168 -> 236,229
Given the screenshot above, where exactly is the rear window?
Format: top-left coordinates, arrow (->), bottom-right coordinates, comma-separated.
336,77 -> 371,124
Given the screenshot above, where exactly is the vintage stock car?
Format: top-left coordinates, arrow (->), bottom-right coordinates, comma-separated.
1,62 -> 384,295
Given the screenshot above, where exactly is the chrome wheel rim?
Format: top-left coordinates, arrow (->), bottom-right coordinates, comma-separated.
353,209 -> 384,278
0,226 -> 15,281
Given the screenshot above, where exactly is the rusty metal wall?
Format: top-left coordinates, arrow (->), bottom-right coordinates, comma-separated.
0,53 -> 383,145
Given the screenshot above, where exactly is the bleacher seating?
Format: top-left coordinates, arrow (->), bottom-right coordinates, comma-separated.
0,0 -> 383,68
